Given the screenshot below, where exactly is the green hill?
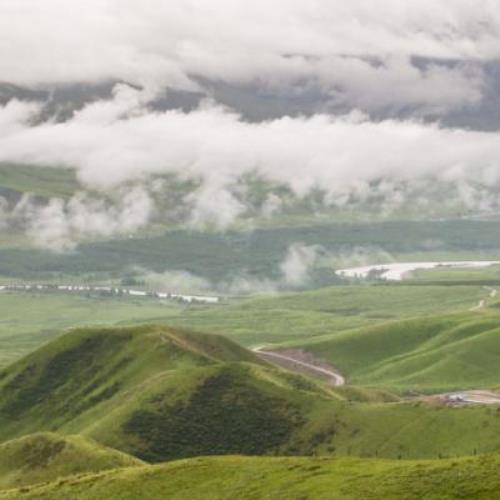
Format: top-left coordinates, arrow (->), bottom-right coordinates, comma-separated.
4,454 -> 500,500
0,325 -> 339,462
0,324 -> 263,439
4,323 -> 500,465
293,311 -> 500,392
0,433 -> 141,490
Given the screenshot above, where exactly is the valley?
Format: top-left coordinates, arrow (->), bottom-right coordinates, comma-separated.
4,4 -> 500,497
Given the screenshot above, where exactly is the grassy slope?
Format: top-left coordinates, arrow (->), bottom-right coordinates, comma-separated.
4,324 -> 500,461
0,433 -> 141,490
0,284 -> 485,370
0,293 -> 182,368
294,311 -> 500,392
0,325 -> 342,462
171,285 -> 487,346
4,454 -> 500,500
412,264 -> 500,281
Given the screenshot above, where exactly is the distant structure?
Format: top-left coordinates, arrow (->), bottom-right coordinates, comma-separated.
0,284 -> 221,305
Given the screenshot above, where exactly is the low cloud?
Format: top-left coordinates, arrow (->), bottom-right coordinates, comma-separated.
1,1 -> 498,114
3,89 -> 500,190
15,187 -> 153,252
1,85 -> 500,249
280,243 -> 322,287
132,242 -> 326,295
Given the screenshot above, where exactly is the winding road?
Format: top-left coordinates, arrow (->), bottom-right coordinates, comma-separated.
254,348 -> 345,386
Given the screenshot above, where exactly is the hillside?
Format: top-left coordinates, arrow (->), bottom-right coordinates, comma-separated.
0,284 -> 486,373
3,324 -> 500,463
170,284 -> 487,346
0,325 -> 340,462
293,311 -> 500,392
0,433 -> 141,490
0,293 -> 184,369
4,454 -> 500,500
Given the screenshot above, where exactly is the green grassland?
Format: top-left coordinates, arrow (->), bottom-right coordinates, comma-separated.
0,433 -> 141,490
169,284 -> 488,346
0,293 -> 182,368
293,311 -> 500,392
2,165 -> 500,497
3,324 -> 500,497
0,325 -> 329,461
4,324 -> 500,464
4,453 -> 500,499
0,284 -> 487,370
412,264 -> 500,282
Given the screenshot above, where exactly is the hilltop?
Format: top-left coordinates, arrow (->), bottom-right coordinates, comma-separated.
0,433 -> 141,490
0,325 -> 339,462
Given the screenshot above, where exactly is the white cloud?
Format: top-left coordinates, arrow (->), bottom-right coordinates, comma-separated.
1,1 -> 499,112
19,187 -> 153,252
2,86 -> 500,237
280,243 -> 322,286
2,88 -> 500,198
135,242 -> 325,293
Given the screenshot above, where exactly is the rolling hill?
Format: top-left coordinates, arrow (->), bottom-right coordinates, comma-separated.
0,433 -> 141,490
3,323 -> 500,464
293,311 -> 500,392
0,325 -> 339,462
3,453 -> 500,500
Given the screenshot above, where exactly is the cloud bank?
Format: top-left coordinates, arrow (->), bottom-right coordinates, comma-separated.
2,1 -> 499,114
2,3 -> 500,248
2,88 -> 500,192
2,83 -> 500,246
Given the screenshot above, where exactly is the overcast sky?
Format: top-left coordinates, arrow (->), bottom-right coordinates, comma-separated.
2,0 -> 500,113
2,1 -> 500,243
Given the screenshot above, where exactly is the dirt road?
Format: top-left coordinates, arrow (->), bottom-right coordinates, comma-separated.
254,347 -> 345,386
439,390 -> 500,405
428,390 -> 500,406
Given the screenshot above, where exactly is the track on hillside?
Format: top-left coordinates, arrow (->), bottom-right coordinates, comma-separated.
253,348 -> 345,386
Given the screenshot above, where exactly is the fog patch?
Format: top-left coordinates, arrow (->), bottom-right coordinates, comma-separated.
131,242 -> 329,295
280,243 -> 323,287
19,187 -> 153,252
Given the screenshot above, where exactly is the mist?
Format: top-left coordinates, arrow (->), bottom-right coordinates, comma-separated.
2,3 -> 500,248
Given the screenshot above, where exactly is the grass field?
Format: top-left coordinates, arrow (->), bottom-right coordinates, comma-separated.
0,293 -> 182,367
293,311 -> 500,392
412,263 -> 500,281
4,324 -> 500,463
170,284 -> 489,346
0,284 -> 488,369
0,433 -> 141,490
0,325 -> 334,461
4,453 -> 500,499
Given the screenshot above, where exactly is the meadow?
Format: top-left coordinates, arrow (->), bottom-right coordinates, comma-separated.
4,324 -> 500,465
0,283 -> 489,369
411,263 -> 500,282
169,284 -> 489,346
293,311 -> 500,392
4,439 -> 500,499
0,293 -> 181,367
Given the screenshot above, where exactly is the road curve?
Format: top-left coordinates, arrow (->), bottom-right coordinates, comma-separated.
254,348 -> 345,386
